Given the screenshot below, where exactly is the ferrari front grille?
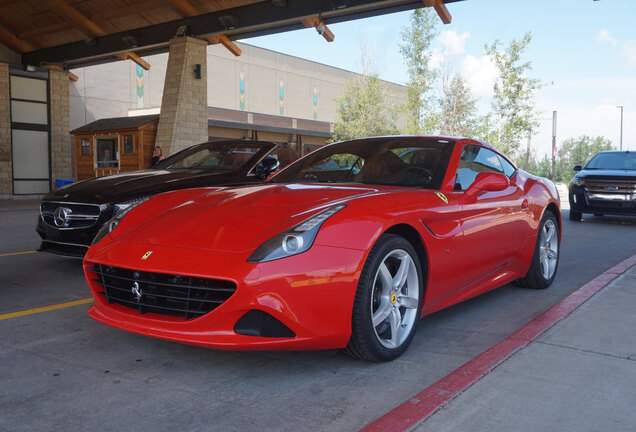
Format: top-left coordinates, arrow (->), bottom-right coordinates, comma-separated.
88,264 -> 237,320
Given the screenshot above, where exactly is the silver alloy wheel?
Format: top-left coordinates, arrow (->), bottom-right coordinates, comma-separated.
539,219 -> 559,280
370,249 -> 420,349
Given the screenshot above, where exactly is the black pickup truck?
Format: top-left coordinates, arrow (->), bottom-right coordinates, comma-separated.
568,150 -> 636,221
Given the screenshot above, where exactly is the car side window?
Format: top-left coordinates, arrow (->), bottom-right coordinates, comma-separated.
310,153 -> 364,172
497,155 -> 517,177
454,145 -> 504,191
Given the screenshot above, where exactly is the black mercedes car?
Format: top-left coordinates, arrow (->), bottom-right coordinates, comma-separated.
568,150 -> 636,221
37,140 -> 280,257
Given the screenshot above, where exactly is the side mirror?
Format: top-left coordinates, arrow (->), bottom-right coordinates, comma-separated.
573,165 -> 582,172
465,172 -> 509,197
255,156 -> 280,179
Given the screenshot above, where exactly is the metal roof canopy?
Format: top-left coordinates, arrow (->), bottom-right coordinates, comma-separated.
8,0 -> 462,69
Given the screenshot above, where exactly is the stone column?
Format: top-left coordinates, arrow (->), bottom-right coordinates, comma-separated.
155,37 -> 208,156
49,69 -> 72,187
0,63 -> 10,197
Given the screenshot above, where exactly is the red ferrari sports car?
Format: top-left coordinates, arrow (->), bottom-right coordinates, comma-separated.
83,136 -> 561,361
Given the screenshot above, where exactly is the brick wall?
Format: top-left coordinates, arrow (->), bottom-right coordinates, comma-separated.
0,63 -> 11,196
49,69 -> 72,186
155,37 -> 208,156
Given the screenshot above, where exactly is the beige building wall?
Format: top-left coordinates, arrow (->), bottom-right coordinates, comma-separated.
69,41 -> 407,130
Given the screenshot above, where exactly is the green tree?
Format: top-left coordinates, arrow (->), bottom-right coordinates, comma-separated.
332,72 -> 398,141
437,70 -> 481,137
523,151 -> 552,179
472,112 -> 499,144
485,33 -> 546,157
399,8 -> 439,134
554,135 -> 614,182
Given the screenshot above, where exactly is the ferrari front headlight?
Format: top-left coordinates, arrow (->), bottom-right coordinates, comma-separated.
247,204 -> 346,263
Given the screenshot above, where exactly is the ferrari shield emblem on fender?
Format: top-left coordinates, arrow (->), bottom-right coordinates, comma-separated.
141,251 -> 153,260
435,192 -> 449,204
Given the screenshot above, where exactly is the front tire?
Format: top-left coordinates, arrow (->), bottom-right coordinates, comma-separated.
517,212 -> 560,289
345,234 -> 423,362
569,209 -> 582,221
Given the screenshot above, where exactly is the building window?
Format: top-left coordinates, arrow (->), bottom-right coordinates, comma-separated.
96,138 -> 118,168
9,74 -> 50,195
123,135 -> 134,154
81,138 -> 90,155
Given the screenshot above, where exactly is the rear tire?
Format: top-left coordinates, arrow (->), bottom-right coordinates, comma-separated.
345,234 -> 423,362
517,212 -> 560,289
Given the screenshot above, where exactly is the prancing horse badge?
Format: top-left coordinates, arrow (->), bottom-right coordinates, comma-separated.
435,192 -> 449,204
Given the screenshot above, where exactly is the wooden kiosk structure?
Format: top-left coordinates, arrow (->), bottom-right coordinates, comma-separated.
71,114 -> 159,180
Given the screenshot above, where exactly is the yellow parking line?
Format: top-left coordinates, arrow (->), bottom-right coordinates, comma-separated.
0,250 -> 37,257
0,298 -> 93,321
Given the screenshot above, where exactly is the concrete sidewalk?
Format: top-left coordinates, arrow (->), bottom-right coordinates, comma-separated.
412,258 -> 636,432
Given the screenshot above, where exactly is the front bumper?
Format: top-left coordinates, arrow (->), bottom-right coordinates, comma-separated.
569,185 -> 636,216
37,202 -> 114,257
84,237 -> 367,351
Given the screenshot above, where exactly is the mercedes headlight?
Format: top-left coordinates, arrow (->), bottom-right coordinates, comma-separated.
92,197 -> 150,245
247,204 -> 346,263
113,197 -> 150,216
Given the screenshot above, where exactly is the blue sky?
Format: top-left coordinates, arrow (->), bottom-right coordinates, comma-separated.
244,0 -> 635,156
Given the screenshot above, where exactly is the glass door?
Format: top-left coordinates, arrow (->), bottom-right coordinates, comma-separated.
10,74 -> 50,194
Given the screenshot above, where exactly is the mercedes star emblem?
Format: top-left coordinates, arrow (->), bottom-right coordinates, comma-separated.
53,206 -> 72,227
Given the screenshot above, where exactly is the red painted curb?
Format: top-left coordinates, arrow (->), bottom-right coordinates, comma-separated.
360,253 -> 636,432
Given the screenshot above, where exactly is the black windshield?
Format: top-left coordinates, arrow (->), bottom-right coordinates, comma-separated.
152,140 -> 276,171
271,137 -> 455,189
585,152 -> 636,170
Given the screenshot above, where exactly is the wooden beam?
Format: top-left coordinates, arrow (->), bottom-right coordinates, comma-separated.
208,34 -> 242,56
301,17 -> 335,43
45,0 -> 150,69
90,0 -> 164,22
0,26 -> 36,53
19,1 -> 159,43
422,0 -> 452,24
18,22 -> 69,41
116,52 -> 151,70
164,0 -> 199,18
165,0 -> 242,56
45,0 -> 106,37
44,64 -> 79,82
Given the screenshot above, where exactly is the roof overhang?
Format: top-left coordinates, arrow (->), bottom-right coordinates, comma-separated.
16,0 -> 463,69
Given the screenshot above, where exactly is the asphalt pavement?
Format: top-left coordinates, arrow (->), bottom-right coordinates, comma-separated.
1,195 -> 635,432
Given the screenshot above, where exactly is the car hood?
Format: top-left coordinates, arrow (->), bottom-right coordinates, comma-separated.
112,183 -> 388,253
576,169 -> 636,179
43,169 -> 254,204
